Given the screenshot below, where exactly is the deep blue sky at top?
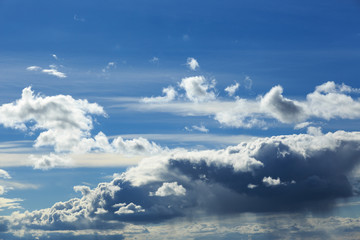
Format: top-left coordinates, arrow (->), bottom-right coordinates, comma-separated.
1,0 -> 360,140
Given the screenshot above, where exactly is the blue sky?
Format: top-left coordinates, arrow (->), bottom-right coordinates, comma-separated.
1,0 -> 360,239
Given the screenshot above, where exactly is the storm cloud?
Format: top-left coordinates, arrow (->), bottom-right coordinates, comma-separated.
2,130 -> 360,237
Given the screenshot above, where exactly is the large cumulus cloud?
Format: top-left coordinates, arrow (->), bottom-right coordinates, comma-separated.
2,130 -> 360,237
0,87 -> 164,169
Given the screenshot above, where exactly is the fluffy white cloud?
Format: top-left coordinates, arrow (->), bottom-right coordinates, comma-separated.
225,82 -> 239,96
141,86 -> 177,103
0,87 -> 165,169
0,170 -> 11,179
0,86 -> 104,147
179,76 -> 216,102
262,176 -> 283,187
150,182 -> 186,197
114,203 -> 145,215
30,154 -> 71,170
136,81 -> 360,129
186,57 -> 199,70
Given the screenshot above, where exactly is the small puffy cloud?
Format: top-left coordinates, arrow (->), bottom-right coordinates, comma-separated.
186,57 -> 199,71
0,170 -> 11,179
52,54 -> 58,60
141,86 -> 177,103
260,85 -> 305,123
179,76 -> 216,102
114,203 -> 145,215
150,182 -> 186,197
111,136 -> 164,156
225,82 -> 240,96
30,154 -> 71,170
262,176 -> 283,187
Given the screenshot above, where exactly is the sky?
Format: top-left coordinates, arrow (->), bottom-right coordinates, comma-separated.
1,0 -> 360,239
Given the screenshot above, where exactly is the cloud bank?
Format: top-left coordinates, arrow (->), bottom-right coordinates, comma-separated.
2,129 -> 360,238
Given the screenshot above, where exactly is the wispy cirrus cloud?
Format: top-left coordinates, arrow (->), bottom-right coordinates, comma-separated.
26,65 -> 66,78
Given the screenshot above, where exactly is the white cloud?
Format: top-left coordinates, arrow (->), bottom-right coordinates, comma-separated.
315,81 -> 360,94
307,126 -> 323,136
0,197 -> 22,211
41,68 -> 66,78
26,65 -> 66,78
141,86 -> 177,103
262,176 -> 283,187
30,153 -> 71,170
225,82 -> 239,96
26,66 -> 41,71
52,54 -> 58,60
111,135 -> 164,156
294,121 -> 312,130
0,87 -> 167,168
247,184 -> 257,189
191,124 -> 209,133
260,85 -> 305,123
135,81 -> 360,129
186,57 -> 199,71
179,76 -> 216,102
150,182 -> 186,197
0,169 -> 11,179
114,202 -> 145,215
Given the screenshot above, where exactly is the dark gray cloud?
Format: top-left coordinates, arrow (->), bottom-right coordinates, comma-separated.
1,131 -> 360,238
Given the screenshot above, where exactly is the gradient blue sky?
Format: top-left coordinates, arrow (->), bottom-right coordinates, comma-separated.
1,0 -> 360,239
